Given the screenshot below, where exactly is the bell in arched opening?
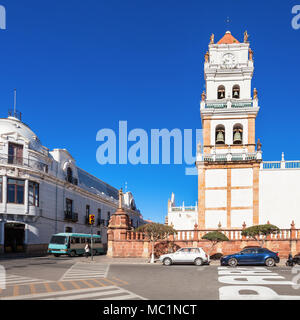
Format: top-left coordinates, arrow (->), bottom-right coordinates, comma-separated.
217,85 -> 225,99
233,128 -> 243,144
232,85 -> 240,99
216,130 -> 225,144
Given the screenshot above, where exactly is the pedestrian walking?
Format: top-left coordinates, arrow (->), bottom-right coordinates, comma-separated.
85,242 -> 90,258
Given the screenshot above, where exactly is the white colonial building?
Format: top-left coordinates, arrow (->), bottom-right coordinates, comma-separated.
0,112 -> 145,255
167,31 -> 300,231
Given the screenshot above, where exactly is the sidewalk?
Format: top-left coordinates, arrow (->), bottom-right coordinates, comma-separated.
77,256 -> 289,267
77,255 -> 150,264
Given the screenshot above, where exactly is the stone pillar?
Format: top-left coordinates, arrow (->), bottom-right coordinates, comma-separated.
290,221 -> 296,239
253,163 -> 260,225
107,189 -> 130,257
3,175 -> 7,213
290,221 -> 297,255
24,179 -> 29,214
197,164 -> 206,228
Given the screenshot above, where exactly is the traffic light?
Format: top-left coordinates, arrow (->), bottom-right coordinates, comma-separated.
89,214 -> 95,225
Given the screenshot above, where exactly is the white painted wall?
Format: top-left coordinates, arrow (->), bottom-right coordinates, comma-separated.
205,210 -> 227,228
206,169 -> 227,187
231,189 -> 253,208
259,169 -> 300,229
168,210 -> 197,230
231,209 -> 253,228
231,168 -> 253,187
205,190 -> 227,208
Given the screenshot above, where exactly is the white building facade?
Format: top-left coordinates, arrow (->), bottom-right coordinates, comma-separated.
167,31 -> 300,231
0,114 -> 145,255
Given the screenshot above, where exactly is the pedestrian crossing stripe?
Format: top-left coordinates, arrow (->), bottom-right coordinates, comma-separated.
59,262 -> 109,281
0,274 -> 50,287
0,285 -> 146,300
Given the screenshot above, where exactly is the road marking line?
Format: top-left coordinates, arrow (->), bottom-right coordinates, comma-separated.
91,279 -> 105,287
44,283 -> 53,293
0,286 -> 117,300
101,278 -> 118,286
13,285 -> 19,297
111,277 -> 129,285
70,281 -> 81,290
104,264 -> 110,278
45,289 -> 124,300
100,294 -> 140,300
57,282 -> 67,291
30,284 -> 36,294
81,280 -> 95,288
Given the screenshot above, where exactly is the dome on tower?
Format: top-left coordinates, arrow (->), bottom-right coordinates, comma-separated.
0,116 -> 46,154
217,31 -> 240,44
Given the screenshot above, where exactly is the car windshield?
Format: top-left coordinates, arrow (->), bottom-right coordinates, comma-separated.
50,236 -> 67,245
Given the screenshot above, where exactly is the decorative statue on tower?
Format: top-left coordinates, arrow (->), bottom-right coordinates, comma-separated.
244,30 -> 249,43
249,48 -> 254,61
257,139 -> 262,151
204,51 -> 209,63
201,90 -> 206,102
210,33 -> 214,44
253,88 -> 258,100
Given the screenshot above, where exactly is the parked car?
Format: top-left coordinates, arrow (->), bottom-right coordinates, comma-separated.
220,247 -> 280,267
159,247 -> 210,266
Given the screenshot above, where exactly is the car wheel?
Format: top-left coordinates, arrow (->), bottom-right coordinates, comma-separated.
194,258 -> 203,266
69,250 -> 76,257
228,258 -> 238,267
265,258 -> 275,267
54,254 -> 60,257
163,258 -> 172,266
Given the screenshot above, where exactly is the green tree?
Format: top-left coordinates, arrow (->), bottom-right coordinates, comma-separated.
135,223 -> 177,263
202,231 -> 229,255
241,224 -> 280,247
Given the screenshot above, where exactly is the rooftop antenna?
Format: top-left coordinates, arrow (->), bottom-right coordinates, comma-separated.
226,16 -> 231,32
14,89 -> 17,117
9,89 -> 22,121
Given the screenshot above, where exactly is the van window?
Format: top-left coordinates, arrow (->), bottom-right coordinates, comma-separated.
50,236 -> 67,245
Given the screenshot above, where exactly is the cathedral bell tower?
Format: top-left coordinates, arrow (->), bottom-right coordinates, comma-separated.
196,31 -> 262,229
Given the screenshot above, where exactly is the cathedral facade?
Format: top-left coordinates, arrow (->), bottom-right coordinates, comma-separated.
167,31 -> 300,230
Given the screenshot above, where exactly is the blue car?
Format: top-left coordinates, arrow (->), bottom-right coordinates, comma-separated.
220,247 -> 280,267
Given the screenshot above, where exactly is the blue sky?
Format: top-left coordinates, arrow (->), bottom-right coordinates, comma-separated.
0,1 -> 299,222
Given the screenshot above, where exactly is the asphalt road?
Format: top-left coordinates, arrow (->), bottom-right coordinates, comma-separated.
0,256 -> 300,300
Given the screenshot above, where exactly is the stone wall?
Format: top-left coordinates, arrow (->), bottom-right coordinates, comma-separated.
107,214 -> 300,259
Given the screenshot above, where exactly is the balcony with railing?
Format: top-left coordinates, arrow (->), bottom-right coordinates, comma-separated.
0,154 -> 49,173
64,211 -> 78,223
263,160 -> 300,170
65,176 -> 78,185
262,153 -> 300,170
201,151 -> 261,163
170,206 -> 197,213
202,99 -> 254,110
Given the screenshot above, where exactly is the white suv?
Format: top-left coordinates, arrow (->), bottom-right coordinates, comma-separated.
159,247 -> 210,266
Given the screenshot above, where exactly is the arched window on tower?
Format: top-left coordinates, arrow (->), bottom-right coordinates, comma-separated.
232,85 -> 240,99
233,124 -> 243,145
67,167 -> 73,183
217,85 -> 225,99
215,125 -> 225,145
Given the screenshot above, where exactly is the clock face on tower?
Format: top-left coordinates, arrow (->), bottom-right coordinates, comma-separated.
222,53 -> 236,69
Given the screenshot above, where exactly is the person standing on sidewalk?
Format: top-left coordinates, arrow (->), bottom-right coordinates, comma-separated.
84,242 -> 90,258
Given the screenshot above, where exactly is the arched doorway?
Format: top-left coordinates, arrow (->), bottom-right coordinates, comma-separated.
4,223 -> 25,253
